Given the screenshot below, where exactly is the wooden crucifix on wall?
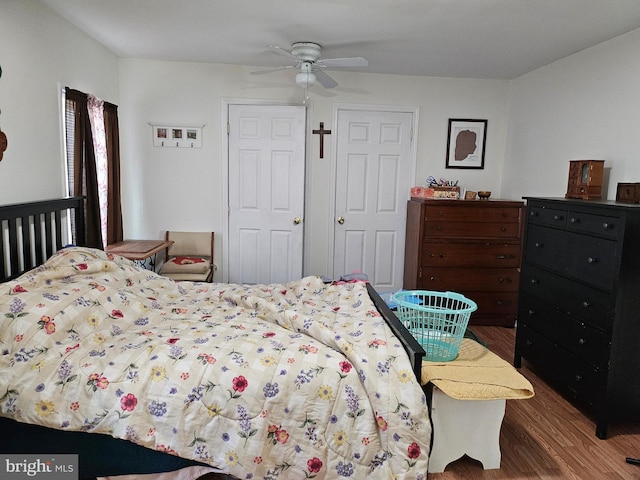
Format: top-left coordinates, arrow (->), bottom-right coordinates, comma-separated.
312,122 -> 331,158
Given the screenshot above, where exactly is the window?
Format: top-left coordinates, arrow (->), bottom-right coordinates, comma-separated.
63,88 -> 123,248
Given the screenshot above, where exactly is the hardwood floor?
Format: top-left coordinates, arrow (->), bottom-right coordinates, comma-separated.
428,325 -> 640,480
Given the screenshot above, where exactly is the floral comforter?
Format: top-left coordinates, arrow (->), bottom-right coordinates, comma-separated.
0,247 -> 431,479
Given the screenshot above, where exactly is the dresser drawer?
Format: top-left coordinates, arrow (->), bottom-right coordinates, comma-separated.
520,265 -> 614,332
425,205 -> 522,223
566,185 -> 603,199
419,267 -> 519,291
525,224 -> 566,269
526,205 -> 567,228
527,201 -> 622,240
518,293 -> 611,368
465,291 -> 519,317
566,233 -> 618,291
517,324 -> 606,409
421,242 -> 521,268
425,221 -> 521,239
566,210 -> 621,240
525,225 -> 618,291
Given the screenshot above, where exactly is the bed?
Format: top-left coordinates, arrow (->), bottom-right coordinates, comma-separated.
0,198 -> 430,480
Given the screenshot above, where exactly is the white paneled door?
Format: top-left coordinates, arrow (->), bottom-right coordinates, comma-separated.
228,105 -> 306,284
333,109 -> 414,292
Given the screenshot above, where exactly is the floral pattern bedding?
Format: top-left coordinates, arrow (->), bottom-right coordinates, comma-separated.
0,247 -> 431,479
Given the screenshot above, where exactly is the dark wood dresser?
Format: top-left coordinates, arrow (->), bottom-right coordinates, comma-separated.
403,198 -> 525,327
514,197 -> 640,438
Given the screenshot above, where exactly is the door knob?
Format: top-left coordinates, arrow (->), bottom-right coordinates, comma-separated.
293,217 -> 301,225
337,216 -> 345,224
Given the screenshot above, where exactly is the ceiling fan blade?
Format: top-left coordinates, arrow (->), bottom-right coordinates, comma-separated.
250,65 -> 296,75
319,57 -> 368,68
314,69 -> 339,89
268,44 -> 301,62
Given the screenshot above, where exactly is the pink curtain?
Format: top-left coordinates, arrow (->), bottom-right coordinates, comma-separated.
65,88 -> 103,249
87,94 -> 109,248
103,102 -> 123,246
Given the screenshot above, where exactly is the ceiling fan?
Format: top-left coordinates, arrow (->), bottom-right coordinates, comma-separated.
250,42 -> 368,89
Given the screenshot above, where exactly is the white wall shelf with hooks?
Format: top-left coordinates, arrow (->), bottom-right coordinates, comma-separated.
149,123 -> 204,148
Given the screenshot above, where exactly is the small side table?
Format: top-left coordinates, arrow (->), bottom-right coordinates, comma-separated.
105,239 -> 173,271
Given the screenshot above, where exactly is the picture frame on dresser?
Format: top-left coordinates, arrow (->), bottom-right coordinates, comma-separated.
445,118 -> 487,169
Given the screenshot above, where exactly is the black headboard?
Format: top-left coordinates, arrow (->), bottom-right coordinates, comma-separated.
0,196 -> 85,282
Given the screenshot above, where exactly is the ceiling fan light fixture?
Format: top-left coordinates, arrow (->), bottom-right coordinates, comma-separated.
296,71 -> 316,87
254,42 -> 365,90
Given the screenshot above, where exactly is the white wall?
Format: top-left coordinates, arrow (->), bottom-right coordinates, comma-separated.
502,27 -> 640,200
13,1 -> 640,282
0,0 -> 119,205
119,60 -> 510,279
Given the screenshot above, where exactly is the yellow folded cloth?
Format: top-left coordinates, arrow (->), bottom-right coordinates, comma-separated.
421,338 -> 535,401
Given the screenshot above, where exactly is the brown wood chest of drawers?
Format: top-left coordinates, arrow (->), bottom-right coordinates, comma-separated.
403,198 -> 525,327
514,197 -> 640,438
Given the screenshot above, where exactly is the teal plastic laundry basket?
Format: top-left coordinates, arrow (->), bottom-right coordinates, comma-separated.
392,290 -> 477,362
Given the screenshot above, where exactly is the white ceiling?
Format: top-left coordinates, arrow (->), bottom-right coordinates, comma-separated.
42,0 -> 640,80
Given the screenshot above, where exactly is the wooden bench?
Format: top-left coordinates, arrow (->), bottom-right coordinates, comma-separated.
421,339 -> 534,473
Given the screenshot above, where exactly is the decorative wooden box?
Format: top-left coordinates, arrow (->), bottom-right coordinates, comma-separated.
565,160 -> 604,200
616,183 -> 640,204
411,186 -> 460,199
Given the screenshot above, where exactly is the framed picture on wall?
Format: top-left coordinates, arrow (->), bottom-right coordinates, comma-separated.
151,124 -> 203,148
445,119 -> 487,169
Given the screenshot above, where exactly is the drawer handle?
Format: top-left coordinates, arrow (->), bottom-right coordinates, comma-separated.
495,254 -> 514,260
500,227 -> 508,232
602,222 -> 611,230
529,211 -> 539,217
428,253 -> 444,258
587,257 -> 598,264
525,340 -> 533,347
496,300 -> 512,306
575,374 -> 583,382
437,226 -> 444,231
553,215 -> 563,221
578,338 -> 586,346
570,217 -> 578,224
527,309 -> 535,316
430,276 -> 436,281
582,301 -> 591,308
534,242 -> 544,248
530,278 -> 539,284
